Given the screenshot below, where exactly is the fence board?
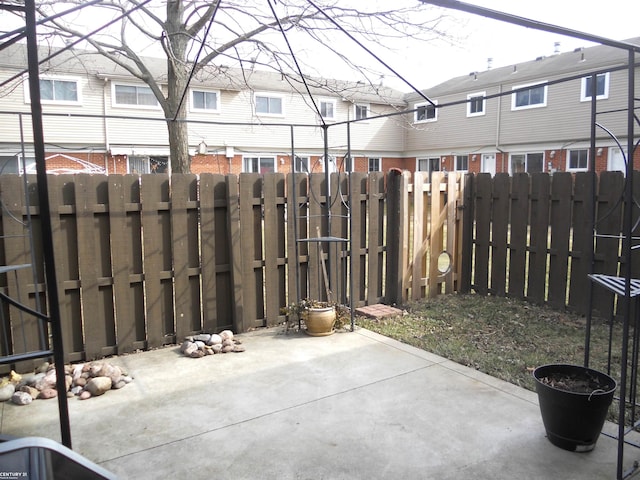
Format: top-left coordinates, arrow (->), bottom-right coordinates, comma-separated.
490,174 -> 510,296
1,175 -> 40,371
199,174 -> 218,332
460,173 -> 474,293
429,172 -> 445,297
226,175 -> 243,332
367,172 -> 385,304
286,173 -> 308,305
329,173 -> 349,304
172,174 -> 201,341
141,174 -> 173,347
473,174 -> 492,295
263,173 -> 286,326
76,175 -> 115,359
527,173 -> 551,304
108,175 -> 145,353
385,170 -> 409,304
591,171 -> 624,317
508,173 -> 529,298
568,172 -> 596,314
411,172 -> 427,300
445,173 -> 459,293
548,173 -> 573,310
350,172 -> 366,307
308,173 -> 325,301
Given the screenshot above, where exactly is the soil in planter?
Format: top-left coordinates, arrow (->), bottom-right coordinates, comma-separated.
539,371 -> 615,394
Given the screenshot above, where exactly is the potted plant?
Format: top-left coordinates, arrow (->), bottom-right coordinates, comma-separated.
533,363 -> 616,452
283,299 -> 350,336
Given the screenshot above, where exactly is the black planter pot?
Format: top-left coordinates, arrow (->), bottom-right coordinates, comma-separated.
533,364 -> 616,452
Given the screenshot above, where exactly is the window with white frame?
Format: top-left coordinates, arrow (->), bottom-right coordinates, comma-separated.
294,155 -> 310,173
243,155 -> 276,173
511,82 -> 547,110
128,155 -> 169,174
567,149 -> 589,171
368,157 -> 381,172
455,155 -> 469,172
467,92 -> 485,117
580,73 -> 609,101
319,99 -> 336,120
191,89 -> 220,112
113,83 -> 158,108
26,76 -> 80,104
354,104 -> 369,120
417,157 -> 441,182
510,152 -> 544,173
415,101 -> 437,122
254,93 -> 283,116
0,155 -> 35,174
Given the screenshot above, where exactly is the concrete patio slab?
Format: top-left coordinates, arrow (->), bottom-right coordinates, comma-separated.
0,327 -> 631,479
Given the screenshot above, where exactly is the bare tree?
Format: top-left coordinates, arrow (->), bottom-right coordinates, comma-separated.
29,0 -> 452,173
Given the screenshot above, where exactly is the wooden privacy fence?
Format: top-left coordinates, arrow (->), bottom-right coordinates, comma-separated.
2,169 -> 634,370
461,171 -> 640,317
0,171 -> 396,369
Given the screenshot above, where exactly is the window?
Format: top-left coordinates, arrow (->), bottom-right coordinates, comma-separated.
319,99 -> 336,120
128,156 -> 169,174
511,82 -> 547,110
415,102 -> 437,122
467,92 -> 485,117
368,157 -> 381,172
113,83 -> 158,108
455,155 -> 469,172
255,93 -> 283,116
581,73 -> 609,101
0,155 -> 35,174
354,104 -> 369,120
26,76 -> 80,104
243,156 -> 276,173
567,149 -> 589,171
510,153 -> 544,174
294,156 -> 310,173
191,89 -> 220,112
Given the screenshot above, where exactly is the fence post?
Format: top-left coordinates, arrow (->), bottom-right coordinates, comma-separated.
459,173 -> 474,293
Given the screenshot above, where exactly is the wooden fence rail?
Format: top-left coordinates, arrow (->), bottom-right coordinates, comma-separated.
0,170 -> 637,372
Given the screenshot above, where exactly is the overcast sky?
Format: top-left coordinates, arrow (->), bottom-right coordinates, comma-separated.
385,0 -> 640,90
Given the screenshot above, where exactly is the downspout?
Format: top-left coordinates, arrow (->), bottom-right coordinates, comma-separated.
495,84 -> 503,171
102,77 -> 111,172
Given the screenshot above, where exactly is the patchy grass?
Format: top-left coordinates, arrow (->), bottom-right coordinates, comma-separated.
358,293 -> 622,394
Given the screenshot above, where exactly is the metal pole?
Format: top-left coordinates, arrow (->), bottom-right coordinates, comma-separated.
25,0 -> 72,448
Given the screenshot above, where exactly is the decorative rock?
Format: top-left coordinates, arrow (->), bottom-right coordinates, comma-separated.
34,373 -> 56,391
190,350 -> 205,358
86,376 -> 112,396
123,376 -> 134,384
222,338 -> 233,347
183,342 -> 198,356
0,383 -> 15,402
180,340 -> 193,353
194,334 -> 211,342
183,335 -> 194,342
9,370 -> 22,384
194,340 -> 205,350
36,362 -> 49,374
38,388 -> 58,400
211,344 -> 223,354
207,334 -> 222,346
220,330 -> 234,341
70,386 -> 83,396
233,345 -> 246,353
112,380 -> 126,390
204,346 -> 215,355
11,391 -> 32,405
79,390 -> 91,400
19,386 -> 39,399
222,345 -> 235,353
74,376 -> 87,387
89,363 -> 102,377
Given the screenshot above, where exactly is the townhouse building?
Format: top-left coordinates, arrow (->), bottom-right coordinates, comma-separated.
0,38 -> 638,176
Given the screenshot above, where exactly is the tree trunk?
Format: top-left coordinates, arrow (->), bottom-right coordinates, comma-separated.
165,0 -> 191,174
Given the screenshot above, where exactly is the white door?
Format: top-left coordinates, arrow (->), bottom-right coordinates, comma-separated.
481,153 -> 496,176
608,147 -> 626,175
